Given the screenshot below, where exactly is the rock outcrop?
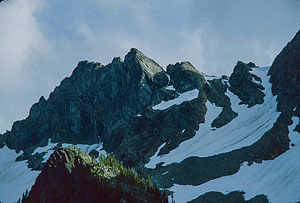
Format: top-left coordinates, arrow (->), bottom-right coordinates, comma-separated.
268,29 -> 300,123
204,78 -> 238,128
229,61 -> 265,107
22,147 -> 168,203
166,61 -> 206,93
188,191 -> 268,203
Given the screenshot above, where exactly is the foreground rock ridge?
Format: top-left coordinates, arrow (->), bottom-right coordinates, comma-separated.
0,29 -> 299,202
22,147 -> 168,203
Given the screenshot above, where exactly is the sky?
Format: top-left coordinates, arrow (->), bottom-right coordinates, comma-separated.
0,0 -> 300,133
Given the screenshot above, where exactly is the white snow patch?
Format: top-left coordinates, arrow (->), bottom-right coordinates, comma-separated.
205,76 -> 219,80
221,79 -> 228,86
61,143 -> 106,159
137,114 -> 142,117
0,146 -> 40,203
33,138 -> 58,163
145,143 -> 166,169
162,171 -> 169,175
166,74 -> 170,81
34,139 -> 56,154
251,67 -> 269,93
166,85 -> 176,91
152,89 -> 199,110
146,66 -> 280,167
32,140 -> 106,162
251,77 -> 262,85
170,116 -> 300,203
0,141 -> 107,202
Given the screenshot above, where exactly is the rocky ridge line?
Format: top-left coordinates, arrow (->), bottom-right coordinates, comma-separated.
22,147 -> 168,203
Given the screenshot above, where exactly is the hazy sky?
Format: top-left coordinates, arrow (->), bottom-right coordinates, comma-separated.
0,0 -> 300,133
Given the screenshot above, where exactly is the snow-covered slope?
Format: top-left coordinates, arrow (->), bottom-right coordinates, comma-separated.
33,139 -> 106,163
0,142 -> 106,202
152,89 -> 199,110
0,147 -> 39,203
170,116 -> 300,203
145,66 -> 300,202
146,67 -> 280,168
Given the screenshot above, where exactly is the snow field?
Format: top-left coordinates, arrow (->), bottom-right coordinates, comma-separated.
146,67 -> 279,168
152,89 -> 199,110
170,116 -> 300,203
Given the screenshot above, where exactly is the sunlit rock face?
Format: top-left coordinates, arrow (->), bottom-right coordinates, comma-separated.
22,147 -> 168,203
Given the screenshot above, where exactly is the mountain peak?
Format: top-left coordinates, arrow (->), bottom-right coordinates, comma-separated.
125,48 -> 163,75
129,47 -> 143,55
124,48 -> 168,88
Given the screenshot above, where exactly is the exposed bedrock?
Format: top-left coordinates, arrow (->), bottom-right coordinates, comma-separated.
229,61 -> 265,107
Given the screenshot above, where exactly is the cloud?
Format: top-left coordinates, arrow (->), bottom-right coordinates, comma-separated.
73,1 -> 206,70
73,0 -> 300,76
0,0 -> 50,90
0,0 -> 50,133
187,0 -> 300,74
95,0 -> 154,28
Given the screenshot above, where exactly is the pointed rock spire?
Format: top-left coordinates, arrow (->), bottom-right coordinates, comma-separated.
124,48 -> 168,88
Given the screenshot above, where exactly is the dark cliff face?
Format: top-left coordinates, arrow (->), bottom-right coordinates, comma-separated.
167,61 -> 206,93
268,30 -> 300,118
229,61 -> 265,107
204,78 -> 238,128
23,147 -> 167,203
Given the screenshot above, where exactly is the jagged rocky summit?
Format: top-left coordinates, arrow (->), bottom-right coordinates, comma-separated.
0,30 -> 300,203
0,48 -> 209,168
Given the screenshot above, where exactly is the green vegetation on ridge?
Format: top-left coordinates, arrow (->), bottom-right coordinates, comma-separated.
22,146 -> 168,203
